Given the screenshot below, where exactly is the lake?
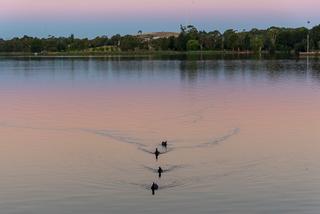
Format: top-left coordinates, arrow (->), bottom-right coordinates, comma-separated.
0,56 -> 320,214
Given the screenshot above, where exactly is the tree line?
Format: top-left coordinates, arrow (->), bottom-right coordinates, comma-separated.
0,24 -> 320,53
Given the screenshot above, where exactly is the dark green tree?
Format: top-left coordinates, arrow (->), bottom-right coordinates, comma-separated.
250,35 -> 264,53
187,40 -> 200,51
30,39 -> 43,53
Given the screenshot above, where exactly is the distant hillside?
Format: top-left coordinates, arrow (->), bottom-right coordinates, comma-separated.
136,32 -> 179,40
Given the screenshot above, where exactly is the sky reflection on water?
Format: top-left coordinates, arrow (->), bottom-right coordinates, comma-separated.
0,57 -> 320,214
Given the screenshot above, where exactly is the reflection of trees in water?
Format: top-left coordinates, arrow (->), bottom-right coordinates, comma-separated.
179,60 -> 228,83
2,57 -> 320,82
180,61 -> 199,83
264,59 -> 320,82
310,58 -> 320,82
178,59 -> 320,83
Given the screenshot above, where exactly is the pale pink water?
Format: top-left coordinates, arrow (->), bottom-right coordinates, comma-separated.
0,58 -> 320,213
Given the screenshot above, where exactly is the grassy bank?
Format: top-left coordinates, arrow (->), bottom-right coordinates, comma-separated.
0,50 -> 310,60
0,50 -> 256,57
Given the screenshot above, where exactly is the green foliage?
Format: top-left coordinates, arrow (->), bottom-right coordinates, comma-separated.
310,25 -> 320,49
250,35 -> 264,53
30,39 -> 43,53
120,35 -> 143,51
0,24 -> 320,53
223,29 -> 239,50
187,40 -> 200,51
276,27 -> 308,52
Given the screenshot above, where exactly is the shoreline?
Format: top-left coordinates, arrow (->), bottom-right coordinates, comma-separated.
0,51 -> 317,59
0,50 -> 255,57
299,52 -> 320,56
0,50 -> 298,58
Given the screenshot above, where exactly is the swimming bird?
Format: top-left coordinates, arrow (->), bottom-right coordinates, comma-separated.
161,141 -> 167,148
151,182 -> 159,195
154,148 -> 160,160
158,167 -> 163,178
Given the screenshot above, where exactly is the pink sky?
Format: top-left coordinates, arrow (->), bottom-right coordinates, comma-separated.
1,0 -> 319,19
0,0 -> 319,37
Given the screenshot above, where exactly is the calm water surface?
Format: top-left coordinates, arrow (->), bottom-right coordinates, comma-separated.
0,57 -> 320,214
